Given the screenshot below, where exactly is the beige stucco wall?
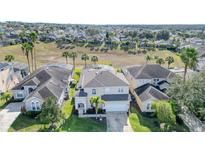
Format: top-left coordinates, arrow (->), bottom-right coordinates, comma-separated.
0,66 -> 23,93
24,97 -> 43,111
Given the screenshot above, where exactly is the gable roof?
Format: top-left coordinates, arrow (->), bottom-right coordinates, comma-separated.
126,64 -> 175,79
79,69 -> 129,88
13,65 -> 73,102
0,63 -> 9,70
135,84 -> 169,102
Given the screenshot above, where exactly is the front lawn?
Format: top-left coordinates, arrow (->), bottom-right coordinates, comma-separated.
129,106 -> 160,132
9,114 -> 50,132
59,96 -> 106,132
129,104 -> 189,132
9,99 -> 106,132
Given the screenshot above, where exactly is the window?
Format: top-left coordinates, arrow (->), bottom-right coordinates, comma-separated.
92,89 -> 96,95
28,87 -> 33,94
118,88 -> 124,93
36,102 -> 40,110
17,92 -> 23,98
147,103 -> 151,110
32,102 -> 36,111
154,78 -> 159,82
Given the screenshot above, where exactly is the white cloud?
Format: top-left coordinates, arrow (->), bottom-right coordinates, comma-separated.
0,0 -> 205,24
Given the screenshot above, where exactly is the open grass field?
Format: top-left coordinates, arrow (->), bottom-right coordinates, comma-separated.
0,42 -> 184,68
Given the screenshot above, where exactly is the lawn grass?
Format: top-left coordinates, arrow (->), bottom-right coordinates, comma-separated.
129,106 -> 160,132
9,114 -> 50,132
129,113 -> 151,132
0,99 -> 7,110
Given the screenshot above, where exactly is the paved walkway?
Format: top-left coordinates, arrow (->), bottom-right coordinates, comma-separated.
106,112 -> 133,132
0,103 -> 23,132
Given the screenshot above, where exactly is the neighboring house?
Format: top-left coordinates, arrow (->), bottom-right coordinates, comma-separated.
122,64 -> 175,90
122,64 -> 174,112
135,84 -> 169,112
169,68 -> 196,79
75,67 -> 130,114
12,64 -> 73,111
0,62 -> 28,94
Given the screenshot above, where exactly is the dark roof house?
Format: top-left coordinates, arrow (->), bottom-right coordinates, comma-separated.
12,65 -> 73,103
126,64 -> 175,79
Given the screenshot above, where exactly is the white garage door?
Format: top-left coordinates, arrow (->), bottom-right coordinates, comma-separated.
105,101 -> 129,112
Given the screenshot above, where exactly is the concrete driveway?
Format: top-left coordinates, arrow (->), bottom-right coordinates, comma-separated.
106,112 -> 133,132
0,103 -> 23,132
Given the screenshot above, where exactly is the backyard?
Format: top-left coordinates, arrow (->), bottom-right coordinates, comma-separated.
129,103 -> 189,132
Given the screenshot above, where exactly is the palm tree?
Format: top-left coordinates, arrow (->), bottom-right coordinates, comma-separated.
68,51 -> 78,68
90,96 -> 105,119
29,31 -> 38,71
180,48 -> 199,82
156,58 -> 165,66
21,42 -> 32,73
91,56 -> 98,64
165,56 -> 174,69
29,42 -> 34,72
81,53 -> 89,68
0,92 -> 11,102
5,55 -> 15,62
62,51 -> 69,64
145,55 -> 152,64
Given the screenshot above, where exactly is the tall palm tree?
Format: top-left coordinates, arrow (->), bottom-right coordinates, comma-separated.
180,48 -> 199,82
165,56 -> 174,69
91,56 -> 98,64
21,42 -> 32,73
29,31 -> 38,71
68,51 -> 78,68
62,51 -> 69,64
156,58 -> 165,66
81,53 -> 89,68
145,55 -> 152,64
4,55 -> 15,62
29,42 -> 34,72
90,96 -> 105,119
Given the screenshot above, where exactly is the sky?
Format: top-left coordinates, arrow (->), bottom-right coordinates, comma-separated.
0,0 -> 205,25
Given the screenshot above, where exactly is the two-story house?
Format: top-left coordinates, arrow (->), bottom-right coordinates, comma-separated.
75,67 -> 130,114
12,64 -> 73,111
122,64 -> 175,112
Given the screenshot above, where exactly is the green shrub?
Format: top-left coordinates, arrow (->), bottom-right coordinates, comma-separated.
129,113 -> 151,132
24,111 -> 41,118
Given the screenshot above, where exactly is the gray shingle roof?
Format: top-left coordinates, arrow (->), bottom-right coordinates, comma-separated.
101,94 -> 129,101
127,64 -> 175,79
13,65 -> 73,102
0,63 -> 9,70
135,84 -> 169,102
76,89 -> 88,97
79,69 -> 129,88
